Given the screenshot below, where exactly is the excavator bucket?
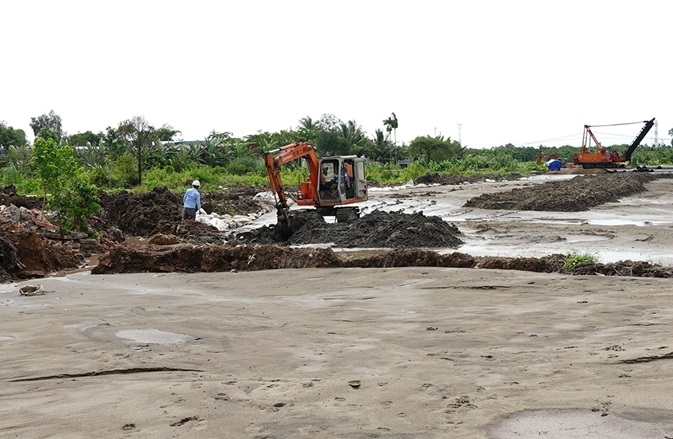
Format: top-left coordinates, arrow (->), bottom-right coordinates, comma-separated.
274,209 -> 306,238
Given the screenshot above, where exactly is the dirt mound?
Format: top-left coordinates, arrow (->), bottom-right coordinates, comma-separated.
98,187 -> 182,236
0,218 -> 84,281
203,186 -> 268,216
0,185 -> 42,210
99,186 -> 270,238
92,243 -> 341,274
415,173 -> 523,186
234,210 -> 464,248
464,173 -> 657,212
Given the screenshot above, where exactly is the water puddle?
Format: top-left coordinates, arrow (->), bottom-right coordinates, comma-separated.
116,329 -> 193,345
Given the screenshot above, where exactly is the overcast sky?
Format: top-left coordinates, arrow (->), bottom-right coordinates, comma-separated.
2,0 -> 671,148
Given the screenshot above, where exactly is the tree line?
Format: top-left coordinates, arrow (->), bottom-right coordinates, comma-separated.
2,110 -> 673,234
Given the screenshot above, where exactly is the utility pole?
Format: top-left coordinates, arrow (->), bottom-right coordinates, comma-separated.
654,119 -> 659,146
458,123 -> 462,145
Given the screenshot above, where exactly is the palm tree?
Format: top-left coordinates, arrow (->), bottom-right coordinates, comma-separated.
383,112 -> 399,162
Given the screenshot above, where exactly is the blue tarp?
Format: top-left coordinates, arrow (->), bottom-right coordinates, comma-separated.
546,159 -> 562,171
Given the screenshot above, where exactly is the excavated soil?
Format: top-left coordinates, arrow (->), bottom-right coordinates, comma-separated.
0,185 -> 42,210
233,209 -> 464,248
0,218 -> 84,282
98,186 -> 267,237
464,172 -> 657,211
4,173 -> 673,282
93,244 -> 673,278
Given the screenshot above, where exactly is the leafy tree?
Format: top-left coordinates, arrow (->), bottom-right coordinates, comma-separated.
365,129 -> 392,162
30,110 -> 63,141
32,134 -> 77,204
0,121 -> 28,153
50,177 -> 100,235
66,131 -> 102,147
408,135 -> 464,162
383,112 -> 399,161
314,114 -> 347,155
339,120 -> 371,154
296,116 -> 318,144
156,124 -> 181,142
245,130 -> 298,151
117,116 -> 156,185
316,113 -> 342,132
100,126 -> 130,159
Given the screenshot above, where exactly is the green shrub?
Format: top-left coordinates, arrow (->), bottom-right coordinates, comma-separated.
564,251 -> 598,269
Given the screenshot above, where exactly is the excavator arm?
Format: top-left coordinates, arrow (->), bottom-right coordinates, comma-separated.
263,142 -> 321,236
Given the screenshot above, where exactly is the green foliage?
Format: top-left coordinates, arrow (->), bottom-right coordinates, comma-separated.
564,251 -> 598,269
0,167 -> 40,194
398,161 -> 431,182
409,135 -> 464,162
156,124 -> 181,141
2,144 -> 33,174
226,156 -> 263,176
30,110 -> 63,141
112,154 -> 140,188
0,121 -> 28,152
50,178 -> 100,235
31,136 -> 100,234
32,136 -> 77,198
67,131 -> 102,147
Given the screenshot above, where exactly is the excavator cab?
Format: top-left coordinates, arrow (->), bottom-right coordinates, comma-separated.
316,156 -> 368,222
318,157 -> 366,202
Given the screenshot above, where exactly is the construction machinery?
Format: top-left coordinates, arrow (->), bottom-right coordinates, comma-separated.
536,150 -> 562,166
573,118 -> 655,169
264,142 -> 368,236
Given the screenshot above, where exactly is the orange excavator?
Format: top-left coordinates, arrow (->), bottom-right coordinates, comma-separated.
264,142 -> 368,236
573,118 -> 655,169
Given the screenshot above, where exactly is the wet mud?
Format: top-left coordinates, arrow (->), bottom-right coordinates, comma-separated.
233,209 -> 464,248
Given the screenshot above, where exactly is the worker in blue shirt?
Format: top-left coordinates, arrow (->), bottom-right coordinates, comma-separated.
182,180 -> 202,222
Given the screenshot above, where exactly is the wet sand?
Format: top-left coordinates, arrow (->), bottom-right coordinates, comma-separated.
2,267 -> 673,438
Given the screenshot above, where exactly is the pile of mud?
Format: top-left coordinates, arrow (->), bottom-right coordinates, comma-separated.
0,218 -> 84,282
92,244 -> 673,279
0,185 -> 42,210
98,186 -> 269,237
464,173 -> 657,212
414,172 -> 523,186
98,187 -> 182,236
233,210 -> 464,248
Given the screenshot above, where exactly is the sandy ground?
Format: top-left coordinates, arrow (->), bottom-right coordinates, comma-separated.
4,176 -> 673,438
